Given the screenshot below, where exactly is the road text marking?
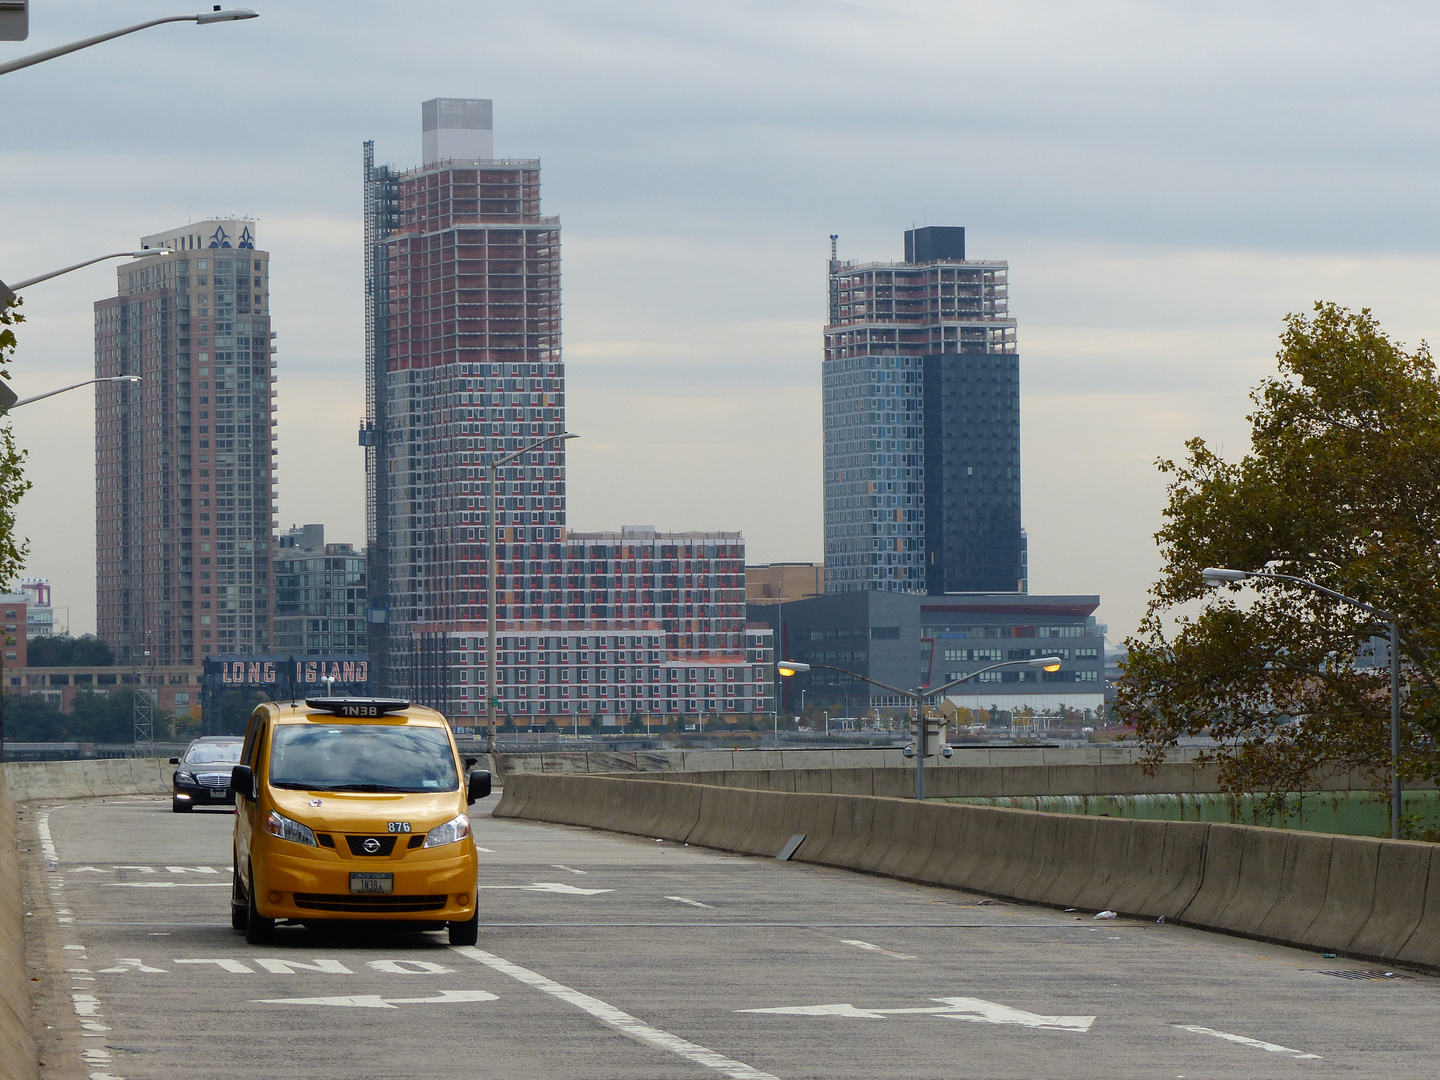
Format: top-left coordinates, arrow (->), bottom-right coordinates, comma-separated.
1173,1024 -> 1321,1059
666,896 -> 714,908
452,945 -> 779,1080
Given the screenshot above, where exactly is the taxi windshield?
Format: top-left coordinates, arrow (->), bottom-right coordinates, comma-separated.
267,724 -> 458,793
184,742 -> 242,764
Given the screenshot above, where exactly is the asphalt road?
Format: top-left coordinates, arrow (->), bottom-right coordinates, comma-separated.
17,793 -> 1440,1079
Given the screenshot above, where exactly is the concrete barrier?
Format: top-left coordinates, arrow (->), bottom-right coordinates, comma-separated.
0,758 -> 172,803
0,774 -> 38,1080
494,772 -> 1440,970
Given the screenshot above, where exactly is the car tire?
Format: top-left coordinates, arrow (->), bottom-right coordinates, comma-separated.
171,798 -> 192,813
244,863 -> 275,945
230,863 -> 248,933
448,907 -> 479,946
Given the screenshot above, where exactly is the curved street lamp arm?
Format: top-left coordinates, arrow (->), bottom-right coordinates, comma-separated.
493,430 -> 577,470
9,376 -> 138,411
786,661 -> 918,704
0,15 -> 193,76
1240,569 -> 1394,622
10,251 -> 164,292
926,658 -> 1054,700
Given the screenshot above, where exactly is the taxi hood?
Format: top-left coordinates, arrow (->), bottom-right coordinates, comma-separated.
267,786 -> 465,834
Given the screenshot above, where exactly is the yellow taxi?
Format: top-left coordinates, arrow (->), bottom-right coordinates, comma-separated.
230,696 -> 490,945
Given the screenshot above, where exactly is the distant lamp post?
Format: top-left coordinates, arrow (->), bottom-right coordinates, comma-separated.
1,250 -> 171,311
0,8 -> 257,76
1202,565 -> 1404,839
776,655 -> 1062,800
1,374 -> 140,415
485,432 -> 578,740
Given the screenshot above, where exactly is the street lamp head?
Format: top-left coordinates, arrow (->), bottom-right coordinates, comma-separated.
776,661 -> 809,677
109,376 -> 142,384
195,7 -> 259,23
1201,567 -> 1250,585
131,250 -> 172,258
1028,656 -> 1063,673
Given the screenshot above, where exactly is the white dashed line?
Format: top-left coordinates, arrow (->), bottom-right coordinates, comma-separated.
839,939 -> 916,960
551,864 -> 588,874
1173,1024 -> 1321,1059
452,945 -> 779,1080
665,896 -> 714,908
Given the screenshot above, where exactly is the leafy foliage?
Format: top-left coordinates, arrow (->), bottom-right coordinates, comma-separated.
0,299 -> 31,590
26,634 -> 116,667
1114,303 -> 1440,824
2,688 -> 174,743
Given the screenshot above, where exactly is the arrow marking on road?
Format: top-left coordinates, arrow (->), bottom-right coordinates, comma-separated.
253,989 -> 499,1009
740,996 -> 1095,1032
666,896 -> 714,908
475,882 -> 613,895
839,939 -> 915,960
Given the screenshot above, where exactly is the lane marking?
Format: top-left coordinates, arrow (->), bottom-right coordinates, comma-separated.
551,864 -> 588,874
475,846 -> 496,853
741,996 -> 1095,1032
253,989 -> 498,1009
475,882 -> 613,896
107,882 -> 231,889
839,939 -> 916,960
666,896 -> 714,908
37,808 -> 57,863
1173,1024 -> 1321,1059
452,945 -> 779,1080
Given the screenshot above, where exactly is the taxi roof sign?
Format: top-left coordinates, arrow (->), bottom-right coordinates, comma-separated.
305,697 -> 410,718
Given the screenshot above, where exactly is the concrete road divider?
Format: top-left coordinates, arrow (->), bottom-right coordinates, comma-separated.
0,758 -> 172,804
0,774 -> 38,1080
493,772 -> 1440,971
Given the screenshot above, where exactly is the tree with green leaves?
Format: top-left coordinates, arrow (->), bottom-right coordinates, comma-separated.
1114,303 -> 1440,829
0,299 -> 32,756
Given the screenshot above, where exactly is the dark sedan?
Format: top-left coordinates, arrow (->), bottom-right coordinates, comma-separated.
170,736 -> 244,812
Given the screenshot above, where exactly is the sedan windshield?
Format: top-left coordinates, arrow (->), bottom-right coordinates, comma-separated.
185,742 -> 242,764
267,724 -> 458,793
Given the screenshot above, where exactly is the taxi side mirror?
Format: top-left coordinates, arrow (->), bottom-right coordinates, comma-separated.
231,764 -> 255,801
467,768 -> 492,805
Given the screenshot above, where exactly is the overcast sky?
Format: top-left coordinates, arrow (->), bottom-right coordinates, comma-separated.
5,1 -> 1440,642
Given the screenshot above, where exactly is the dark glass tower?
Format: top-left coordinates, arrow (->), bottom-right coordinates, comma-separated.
823,226 -> 1022,596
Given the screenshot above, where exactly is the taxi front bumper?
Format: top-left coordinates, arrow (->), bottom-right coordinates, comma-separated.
250,838 -> 478,922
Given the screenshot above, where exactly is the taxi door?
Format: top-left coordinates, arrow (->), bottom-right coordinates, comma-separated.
234,708 -> 266,891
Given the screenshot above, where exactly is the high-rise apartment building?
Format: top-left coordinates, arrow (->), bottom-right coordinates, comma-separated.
95,220 -> 276,664
364,99 -> 563,695
823,226 -> 1022,596
364,103 -> 769,719
273,524 -> 367,656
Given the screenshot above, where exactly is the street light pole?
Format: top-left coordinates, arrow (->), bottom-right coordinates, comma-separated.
0,8 -> 257,77
486,432 -> 577,742
3,374 -> 140,414
776,655 -> 1062,800
1203,566 -> 1405,838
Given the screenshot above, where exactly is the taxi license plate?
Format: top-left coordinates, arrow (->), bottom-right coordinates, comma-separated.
350,873 -> 393,894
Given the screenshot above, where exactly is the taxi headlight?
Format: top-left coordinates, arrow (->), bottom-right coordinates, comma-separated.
423,813 -> 471,849
264,809 -> 317,847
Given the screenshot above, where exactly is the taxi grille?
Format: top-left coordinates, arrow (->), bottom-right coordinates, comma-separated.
345,835 -> 398,857
293,893 -> 447,913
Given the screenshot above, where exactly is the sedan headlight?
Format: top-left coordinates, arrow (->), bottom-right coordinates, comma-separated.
264,809 -> 317,847
423,813 -> 471,848
176,770 -> 196,785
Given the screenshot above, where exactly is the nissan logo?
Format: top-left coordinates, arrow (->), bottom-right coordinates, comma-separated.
363,838 -> 381,854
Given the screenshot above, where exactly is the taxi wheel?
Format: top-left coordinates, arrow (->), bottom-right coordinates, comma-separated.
230,867 -> 248,933
448,907 -> 479,946
245,863 -> 275,945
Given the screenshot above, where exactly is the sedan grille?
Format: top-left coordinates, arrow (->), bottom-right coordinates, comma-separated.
345,835 -> 398,857
293,893 -> 447,913
195,772 -> 232,787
